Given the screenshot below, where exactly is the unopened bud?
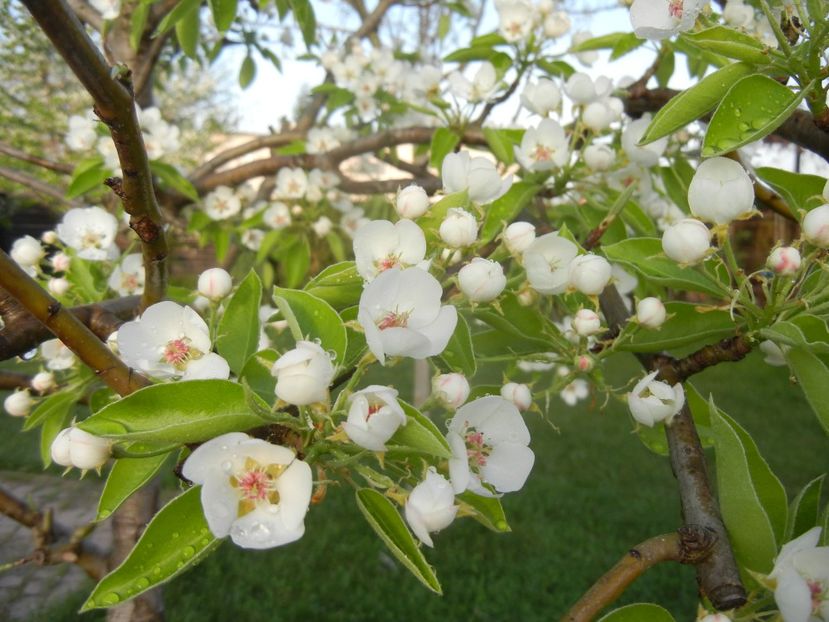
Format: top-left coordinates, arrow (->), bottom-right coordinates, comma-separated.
197,268 -> 233,300
432,373 -> 470,409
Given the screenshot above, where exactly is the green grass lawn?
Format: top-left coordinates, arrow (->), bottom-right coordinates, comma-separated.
7,351 -> 828,622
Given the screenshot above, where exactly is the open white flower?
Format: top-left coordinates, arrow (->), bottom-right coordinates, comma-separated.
108,253 -> 145,296
203,186 -> 241,221
66,113 -> 98,151
448,62 -> 498,103
561,377 -> 589,406
496,0 -> 537,42
342,385 -> 407,451
405,468 -> 459,547
442,151 -> 512,204
263,202 -> 292,229
56,206 -> 119,261
353,219 -> 426,281
770,527 -> 829,622
275,168 -> 308,199
447,396 -> 535,496
41,339 -> 77,371
272,341 -> 335,406
630,0 -> 705,40
516,119 -> 569,171
182,432 -> 312,549
117,301 -> 230,381
688,157 -> 754,225
523,232 -> 579,295
357,267 -> 457,365
521,78 -> 561,116
306,128 -> 340,154
628,371 -> 685,427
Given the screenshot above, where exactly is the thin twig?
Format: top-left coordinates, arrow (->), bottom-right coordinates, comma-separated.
0,142 -> 73,174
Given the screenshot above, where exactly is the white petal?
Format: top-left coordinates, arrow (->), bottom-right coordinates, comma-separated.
774,567 -> 812,622
181,432 -> 249,483
447,431 -> 471,494
481,442 -> 535,493
404,502 -> 434,547
183,353 -> 231,380
274,458 -> 313,529
230,506 -> 305,549
200,477 -> 238,538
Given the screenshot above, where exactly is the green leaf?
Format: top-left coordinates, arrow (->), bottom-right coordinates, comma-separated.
702,75 -> 806,157
23,389 -> 78,432
570,32 -> 639,52
482,127 -> 518,165
38,393 -> 77,466
710,398 -> 785,572
469,32 -> 506,47
653,49 -> 675,86
96,453 -> 169,522
239,349 -> 278,403
535,58 -> 575,79
437,314 -> 476,377
755,167 -> 827,213
603,238 -> 727,297
429,127 -> 460,170
387,401 -> 452,459
273,287 -> 348,365
479,182 -> 540,245
149,161 -> 199,201
304,261 -> 363,310
761,315 -> 829,354
238,55 -> 256,88
155,0 -> 201,35
786,474 -> 825,541
276,234 -> 310,288
785,347 -> 829,434
130,4 -> 151,50
289,0 -> 316,47
175,3 -> 200,59
416,190 -> 468,235
67,160 -> 109,198
639,62 -> 755,145
457,491 -> 510,532
78,380 -> 265,445
618,303 -> 735,353
598,603 -> 676,622
681,27 -> 772,64
355,488 -> 442,594
82,487 -> 220,611
208,0 -> 237,31
216,270 -> 262,375
340,306 -> 368,370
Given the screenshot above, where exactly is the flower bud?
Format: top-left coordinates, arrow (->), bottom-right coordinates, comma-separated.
568,254 -> 612,295
582,101 -> 613,131
517,286 -> 538,306
67,428 -> 112,470
503,221 -> 536,254
405,468 -> 458,547
432,373 -> 470,409
543,11 -> 571,37
197,268 -> 233,300
583,144 -> 614,171
636,297 -> 666,329
458,258 -> 506,302
564,72 -> 596,104
520,79 -> 561,116
31,371 -> 56,393
272,340 -> 335,405
688,157 -> 754,225
396,185 -> 430,219
500,382 -> 532,411
571,309 -> 601,336
628,371 -> 684,427
439,208 -> 478,248
41,230 -> 58,245
4,390 -> 32,417
311,216 -> 333,238
11,235 -> 44,267
759,340 -> 788,366
50,252 -> 71,273
50,428 -> 73,467
661,218 -> 711,264
802,204 -> 829,247
699,614 -> 732,622
575,354 -> 594,372
343,386 -> 406,451
48,277 -> 71,296
767,246 -> 801,275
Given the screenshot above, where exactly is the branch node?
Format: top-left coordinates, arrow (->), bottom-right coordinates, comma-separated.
677,525 -> 717,564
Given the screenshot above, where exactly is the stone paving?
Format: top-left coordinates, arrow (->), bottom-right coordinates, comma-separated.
0,470 -> 111,620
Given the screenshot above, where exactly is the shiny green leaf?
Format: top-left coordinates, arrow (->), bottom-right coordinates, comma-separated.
479,182 -> 540,245
387,401 -> 452,459
208,0 -> 237,31
457,491 -> 510,532
216,270 -> 262,374
96,453 -> 169,522
429,127 -> 460,170
598,603 -> 676,622
305,261 -> 363,310
437,314 -> 476,377
273,287 -> 348,365
619,303 -> 735,353
681,27 -> 772,64
786,474 -> 825,541
785,347 -> 829,434
755,167 -> 827,213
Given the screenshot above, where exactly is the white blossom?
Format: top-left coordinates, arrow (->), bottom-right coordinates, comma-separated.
182,432 -> 313,549
688,157 -> 755,225
4,390 -> 32,417
203,186 -> 242,221
198,268 -> 233,300
496,0 -> 537,42
572,309 -> 602,336
543,11 -> 571,38
342,385 -> 407,451
271,341 -> 335,406
353,219 -> 426,281
662,218 -> 711,264
263,202 -> 292,229
458,258 -> 506,302
622,115 -> 667,167
630,0 -> 705,40
11,235 -> 44,269
521,79 -> 561,116
275,168 -> 308,199
561,378 -> 589,406
50,427 -> 112,470
306,128 -> 340,154
500,382 -> 532,411
117,301 -> 230,381
636,297 -> 667,328
405,469 -> 458,547
503,221 -> 536,254
396,185 -> 431,219
628,371 -> 685,427
568,254 -> 612,295
523,232 -> 579,295
432,373 -> 470,409
108,253 -> 145,296
516,119 -> 569,171
66,113 -> 98,151
439,208 -> 479,248
447,396 -> 535,495
448,62 -> 498,103
442,151 -> 512,204
770,527 -> 829,622
357,267 -> 457,365
41,339 -> 77,371
56,206 -> 119,261
48,278 -> 71,297
802,205 -> 829,247
31,371 -> 56,393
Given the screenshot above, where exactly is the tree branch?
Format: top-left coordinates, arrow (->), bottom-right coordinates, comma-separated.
623,87 -> 829,162
562,527 -> 716,622
23,0 -> 168,310
0,142 -> 73,174
0,166 -> 77,206
0,252 -> 148,395
657,335 -> 753,384
0,371 -> 33,390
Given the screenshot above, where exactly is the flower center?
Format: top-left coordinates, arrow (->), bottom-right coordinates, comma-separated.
375,254 -> 401,272
809,580 -> 826,614
377,309 -> 410,330
121,273 -> 139,292
230,457 -> 287,518
366,403 -> 382,420
533,143 -> 553,162
81,230 -> 104,249
464,429 -> 492,469
161,337 -> 203,370
668,0 -> 683,19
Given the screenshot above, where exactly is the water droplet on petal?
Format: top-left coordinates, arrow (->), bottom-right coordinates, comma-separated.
221,461 -> 232,473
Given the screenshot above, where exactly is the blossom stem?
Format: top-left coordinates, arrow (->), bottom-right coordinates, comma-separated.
0,250 -> 149,396
22,0 -> 168,310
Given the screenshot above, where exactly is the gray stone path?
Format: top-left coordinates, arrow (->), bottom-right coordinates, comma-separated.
0,470 -> 112,620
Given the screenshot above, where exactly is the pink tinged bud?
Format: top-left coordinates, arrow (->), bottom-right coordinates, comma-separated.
767,246 -> 801,275
802,204 -> 829,248
636,297 -> 667,329
503,221 -> 536,254
572,308 -> 602,336
31,372 -> 56,393
500,382 -> 532,411
51,252 -> 71,273
661,218 -> 711,264
396,185 -> 430,219
4,390 -> 33,417
575,355 -> 594,372
48,278 -> 71,296
568,254 -> 612,295
197,268 -> 233,300
432,373 -> 470,409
